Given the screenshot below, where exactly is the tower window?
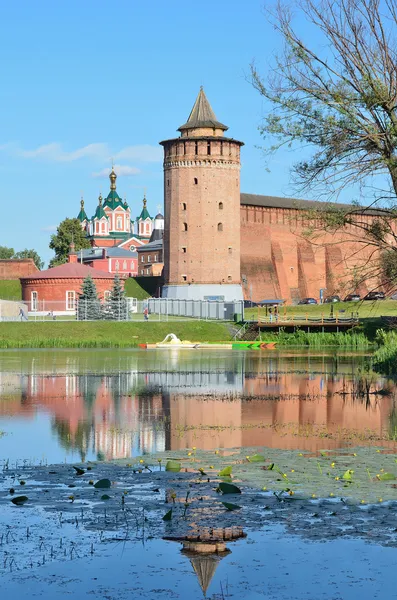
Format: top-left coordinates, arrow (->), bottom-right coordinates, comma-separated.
182,202 -> 187,211
228,275 -> 232,281
182,275 -> 187,282
217,223 -> 223,232
219,202 -> 224,210
182,246 -> 187,253
183,141 -> 186,155
220,141 -> 223,156
194,178 -> 198,185
167,179 -> 169,187
207,141 -> 211,155
183,223 -> 188,231
195,141 -> 198,154
228,247 -> 232,254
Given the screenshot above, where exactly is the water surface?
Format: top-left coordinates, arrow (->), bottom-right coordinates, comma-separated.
0,348 -> 395,464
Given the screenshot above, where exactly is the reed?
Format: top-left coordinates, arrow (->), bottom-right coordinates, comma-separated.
273,330 -> 371,348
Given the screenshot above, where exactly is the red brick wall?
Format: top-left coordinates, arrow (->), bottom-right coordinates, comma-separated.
0,259 -> 38,280
241,205 -> 380,303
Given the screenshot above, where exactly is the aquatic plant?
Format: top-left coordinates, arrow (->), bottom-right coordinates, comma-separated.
373,329 -> 397,375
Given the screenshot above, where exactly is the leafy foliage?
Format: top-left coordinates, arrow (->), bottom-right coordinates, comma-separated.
0,246 -> 15,259
49,218 -> 90,268
0,246 -> 44,270
14,249 -> 44,270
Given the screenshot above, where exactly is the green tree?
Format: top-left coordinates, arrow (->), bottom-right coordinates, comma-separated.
14,248 -> 44,270
251,0 -> 397,290
77,275 -> 101,321
103,275 -> 129,320
49,218 -> 90,268
0,246 -> 15,259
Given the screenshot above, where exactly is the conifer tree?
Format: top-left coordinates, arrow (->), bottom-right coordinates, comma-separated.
77,275 -> 101,320
103,275 -> 128,320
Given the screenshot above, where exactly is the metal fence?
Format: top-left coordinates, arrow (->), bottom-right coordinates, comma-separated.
7,298 -> 244,322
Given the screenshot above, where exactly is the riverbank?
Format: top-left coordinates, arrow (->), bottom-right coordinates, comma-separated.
0,321 -> 377,348
0,321 -> 234,348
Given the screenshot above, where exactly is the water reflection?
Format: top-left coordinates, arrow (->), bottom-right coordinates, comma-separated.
0,349 -> 395,462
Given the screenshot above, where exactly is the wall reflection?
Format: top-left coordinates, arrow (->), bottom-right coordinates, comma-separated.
0,351 -> 395,461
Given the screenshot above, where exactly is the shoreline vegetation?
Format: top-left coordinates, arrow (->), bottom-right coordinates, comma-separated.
0,321 -> 375,349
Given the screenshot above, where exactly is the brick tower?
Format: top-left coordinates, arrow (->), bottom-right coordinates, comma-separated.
160,87 -> 244,301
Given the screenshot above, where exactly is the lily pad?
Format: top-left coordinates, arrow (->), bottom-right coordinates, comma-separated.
101,494 -> 111,500
378,472 -> 396,481
222,502 -> 241,511
73,466 -> 85,476
166,461 -> 181,473
11,496 -> 28,506
218,482 -> 241,494
219,466 -> 233,477
342,470 -> 354,481
248,454 -> 265,462
162,509 -> 173,521
94,478 -> 111,489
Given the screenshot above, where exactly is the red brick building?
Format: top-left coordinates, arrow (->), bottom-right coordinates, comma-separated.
77,247 -> 138,277
20,252 -> 116,314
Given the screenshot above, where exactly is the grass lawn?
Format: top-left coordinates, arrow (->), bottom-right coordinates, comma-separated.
124,277 -> 160,299
0,321 -> 233,348
245,299 -> 397,321
0,280 -> 22,301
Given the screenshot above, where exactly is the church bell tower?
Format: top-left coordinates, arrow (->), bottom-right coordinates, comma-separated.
160,88 -> 244,301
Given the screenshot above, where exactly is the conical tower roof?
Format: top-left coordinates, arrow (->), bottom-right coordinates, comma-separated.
178,87 -> 228,132
188,554 -> 221,596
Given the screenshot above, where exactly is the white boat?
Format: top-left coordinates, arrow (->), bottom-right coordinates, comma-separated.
155,333 -> 200,349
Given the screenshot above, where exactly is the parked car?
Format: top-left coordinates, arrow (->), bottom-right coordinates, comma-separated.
324,295 -> 340,303
298,298 -> 318,305
363,291 -> 386,301
344,294 -> 360,302
244,300 -> 258,308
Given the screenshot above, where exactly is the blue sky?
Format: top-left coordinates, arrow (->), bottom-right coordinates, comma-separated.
1,0 -> 312,265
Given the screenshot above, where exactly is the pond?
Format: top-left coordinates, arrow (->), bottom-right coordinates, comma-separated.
1,349 -> 397,599
0,348 -> 396,465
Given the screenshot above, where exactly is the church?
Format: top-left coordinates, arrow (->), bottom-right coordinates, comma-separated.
77,167 -> 154,252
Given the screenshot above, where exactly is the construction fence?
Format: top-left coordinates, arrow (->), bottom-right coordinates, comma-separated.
5,298 -> 244,322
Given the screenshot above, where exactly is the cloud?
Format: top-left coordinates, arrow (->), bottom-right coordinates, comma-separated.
41,225 -> 58,232
17,142 -> 109,162
92,164 -> 141,178
0,142 -> 162,163
115,145 -> 163,163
